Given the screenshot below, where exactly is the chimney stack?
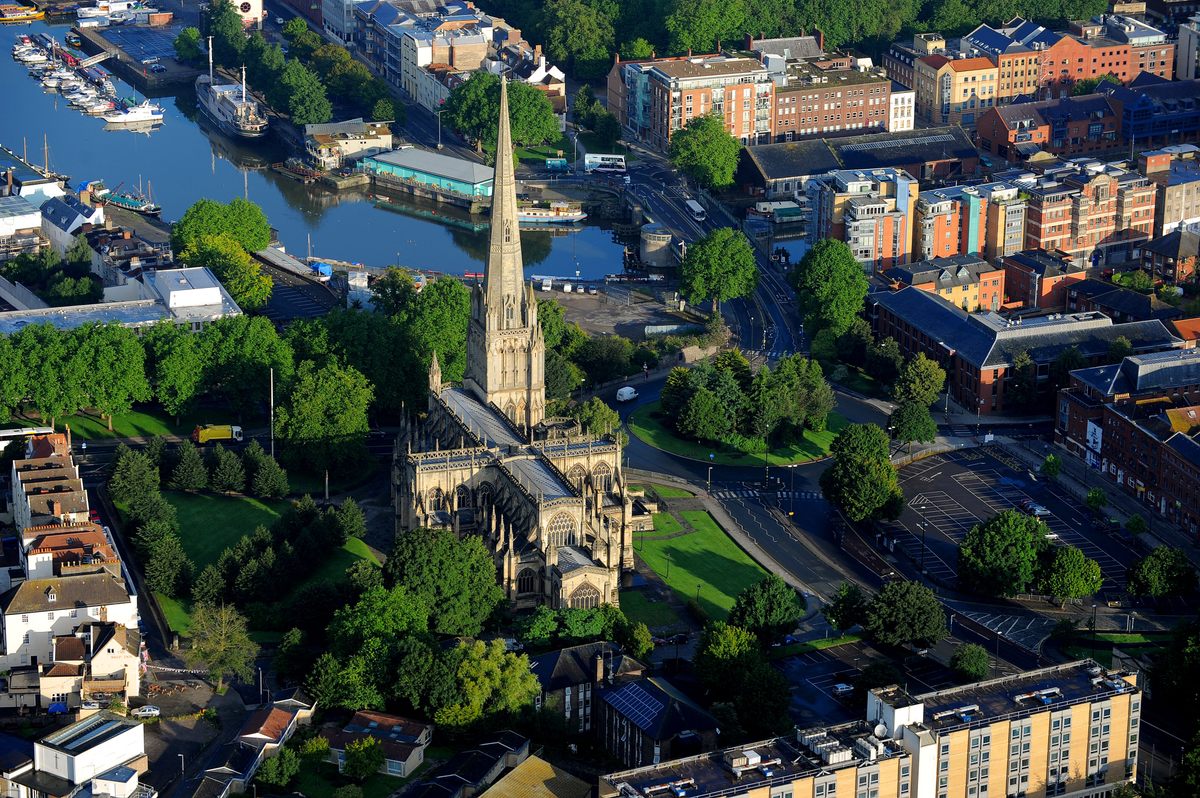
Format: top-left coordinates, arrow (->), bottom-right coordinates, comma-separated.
65,424 -> 72,450
50,499 -> 62,518
79,189 -> 90,207
594,652 -> 604,684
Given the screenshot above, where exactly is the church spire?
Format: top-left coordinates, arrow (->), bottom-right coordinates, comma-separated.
484,76 -> 524,323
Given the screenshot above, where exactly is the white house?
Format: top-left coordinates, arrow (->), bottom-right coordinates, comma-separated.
305,119 -> 394,169
0,195 -> 46,262
11,456 -> 86,534
889,85 -> 915,133
40,195 -> 104,254
0,573 -> 135,668
32,711 -> 148,786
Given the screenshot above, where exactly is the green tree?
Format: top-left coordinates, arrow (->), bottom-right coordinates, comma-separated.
74,324 -> 151,430
368,267 -> 415,317
443,71 -> 560,154
679,386 -> 732,441
384,528 -> 505,636
541,0 -> 616,79
172,198 -> 270,253
1171,734 -> 1200,798
251,455 -> 290,498
334,498 -> 367,541
1107,335 -> 1134,364
950,643 -> 991,682
144,531 -> 193,597
865,580 -> 946,648
109,447 -> 160,504
274,360 -> 373,473
959,510 -> 1046,597
680,227 -> 758,316
372,98 -> 394,123
281,59 -> 332,125
434,640 -> 540,730
1007,349 -> 1038,408
205,0 -> 245,66
1040,453 -> 1062,479
173,26 -> 203,61
142,322 -> 209,419
1039,545 -> 1102,604
727,574 -> 804,643
791,239 -> 868,337
328,585 -> 428,656
668,114 -> 741,190
570,396 -> 624,442
574,334 -> 634,384
1051,345 -> 1086,390
184,604 -> 259,690
823,581 -> 869,631
209,444 -> 246,493
13,323 -> 86,428
619,37 -> 656,59
397,276 -> 472,395
0,337 -> 27,421
866,337 -> 904,382
343,737 -> 385,781
664,0 -> 745,53
820,424 -> 901,522
1128,547 -> 1198,598
191,564 -> 225,607
256,747 -> 300,788
181,233 -> 273,311
695,621 -> 760,690
1072,73 -> 1120,94
890,402 -> 937,452
1085,488 -> 1107,513
307,652 -> 385,711
893,353 -> 946,408
170,440 -> 208,491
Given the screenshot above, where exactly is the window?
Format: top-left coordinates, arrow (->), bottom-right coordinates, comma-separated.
386,759 -> 402,775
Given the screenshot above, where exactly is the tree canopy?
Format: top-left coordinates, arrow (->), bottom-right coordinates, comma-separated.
958,510 -> 1046,597
727,574 -> 804,643
184,604 -> 259,690
820,423 -> 902,522
180,233 -> 273,311
669,114 -> 742,190
865,580 -> 946,648
893,353 -> 947,408
950,643 -> 990,682
1128,547 -> 1198,598
1038,544 -> 1102,604
274,360 -> 373,473
172,198 -> 271,253
792,239 -> 868,337
680,227 -> 759,316
443,71 -> 560,155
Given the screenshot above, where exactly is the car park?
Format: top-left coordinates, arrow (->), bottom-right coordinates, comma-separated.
1020,499 -> 1050,517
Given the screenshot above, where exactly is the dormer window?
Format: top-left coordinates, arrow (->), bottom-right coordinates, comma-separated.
47,589 -> 57,603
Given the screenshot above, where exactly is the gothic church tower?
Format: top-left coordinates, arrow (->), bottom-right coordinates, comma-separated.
463,77 -> 546,435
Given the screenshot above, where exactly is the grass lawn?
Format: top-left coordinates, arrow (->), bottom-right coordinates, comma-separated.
650,512 -> 683,536
620,590 -> 686,631
293,760 -> 417,798
288,461 -> 380,498
158,492 -> 379,636
827,366 -> 887,399
165,491 -> 290,572
1062,631 -> 1173,668
10,405 -> 244,441
648,483 -> 695,499
517,133 -> 571,163
635,510 -> 766,618
770,634 -> 863,660
629,401 -> 847,466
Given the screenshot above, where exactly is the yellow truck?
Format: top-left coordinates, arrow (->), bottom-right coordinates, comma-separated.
191,424 -> 243,444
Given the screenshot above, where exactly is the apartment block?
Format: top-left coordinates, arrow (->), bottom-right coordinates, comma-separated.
1179,13 -> 1200,80
975,94 -> 1121,163
1003,250 -> 1090,309
869,287 -> 1179,413
912,55 -> 998,128
882,33 -> 947,95
600,661 -> 1141,798
914,185 -> 989,260
1099,78 -> 1200,149
1001,159 -> 1157,267
979,183 -> 1029,259
882,254 -> 1006,312
808,167 -> 918,271
768,55 -> 891,142
959,23 -> 1046,101
610,54 -> 774,151
1143,227 -> 1200,282
1139,144 -> 1200,234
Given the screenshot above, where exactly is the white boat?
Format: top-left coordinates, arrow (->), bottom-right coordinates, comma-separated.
195,46 -> 267,139
17,49 -> 46,63
102,100 -> 163,125
517,200 -> 587,225
85,99 -> 115,114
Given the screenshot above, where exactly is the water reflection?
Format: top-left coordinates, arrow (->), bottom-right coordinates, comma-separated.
5,21 -> 628,277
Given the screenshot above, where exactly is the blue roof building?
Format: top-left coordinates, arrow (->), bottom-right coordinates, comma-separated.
362,148 -> 494,198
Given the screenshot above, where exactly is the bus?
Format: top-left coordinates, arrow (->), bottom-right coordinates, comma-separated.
583,153 -> 626,173
685,199 -> 707,221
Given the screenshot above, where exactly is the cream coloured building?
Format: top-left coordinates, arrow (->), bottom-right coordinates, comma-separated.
393,79 -> 634,610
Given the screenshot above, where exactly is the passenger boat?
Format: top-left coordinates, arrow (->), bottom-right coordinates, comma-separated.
0,5 -> 46,22
84,179 -> 161,216
195,50 -> 268,140
102,99 -> 163,125
517,200 -> 587,225
65,31 -> 81,46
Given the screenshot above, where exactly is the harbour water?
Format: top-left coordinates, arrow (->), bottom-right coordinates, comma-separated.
4,21 -> 627,279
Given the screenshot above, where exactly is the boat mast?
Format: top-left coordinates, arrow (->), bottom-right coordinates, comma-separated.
241,64 -> 246,104
207,36 -> 213,83
43,134 -> 48,174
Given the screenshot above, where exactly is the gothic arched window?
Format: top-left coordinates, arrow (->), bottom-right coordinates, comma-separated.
569,583 -> 601,610
517,568 -> 536,594
546,513 -> 576,549
592,462 -> 612,493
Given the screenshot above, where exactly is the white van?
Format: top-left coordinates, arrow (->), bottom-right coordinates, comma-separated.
832,683 -> 854,696
616,386 -> 639,402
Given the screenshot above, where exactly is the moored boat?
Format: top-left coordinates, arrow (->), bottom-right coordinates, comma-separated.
102,99 -> 163,125
0,5 -> 46,22
517,200 -> 587,225
195,43 -> 268,139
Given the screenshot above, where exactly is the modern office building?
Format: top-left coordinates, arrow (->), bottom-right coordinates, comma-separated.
600,661 -> 1141,798
1139,144 -> 1200,234
808,167 -> 918,272
975,94 -> 1122,163
914,185 -> 989,260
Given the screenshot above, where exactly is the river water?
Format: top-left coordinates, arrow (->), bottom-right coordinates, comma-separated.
4,21 -> 627,279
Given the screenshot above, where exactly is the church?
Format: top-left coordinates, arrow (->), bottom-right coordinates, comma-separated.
393,79 -> 635,610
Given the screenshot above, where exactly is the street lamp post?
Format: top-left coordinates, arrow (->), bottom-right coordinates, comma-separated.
435,109 -> 444,150
789,464 -> 796,516
1091,602 -> 1099,658
707,465 -> 713,492
178,754 -> 185,777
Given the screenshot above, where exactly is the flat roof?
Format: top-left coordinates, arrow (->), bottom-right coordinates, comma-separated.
0,195 -> 41,220
0,300 -> 167,334
368,148 -> 494,186
650,56 -> 766,81
39,711 -> 138,754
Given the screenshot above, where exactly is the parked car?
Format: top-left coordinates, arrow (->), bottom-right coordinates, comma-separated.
131,705 -> 160,718
149,63 -> 166,73
616,386 -> 638,402
81,701 -> 101,710
1020,499 -> 1050,517
832,683 -> 854,696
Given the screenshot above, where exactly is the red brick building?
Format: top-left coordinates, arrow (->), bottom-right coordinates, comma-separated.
771,56 -> 892,142
870,286 -> 1180,414
1143,228 -> 1200,284
881,254 -> 1006,312
1003,250 -> 1089,309
975,94 -> 1122,163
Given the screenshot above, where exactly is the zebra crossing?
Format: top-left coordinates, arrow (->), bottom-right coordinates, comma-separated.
711,488 -> 822,500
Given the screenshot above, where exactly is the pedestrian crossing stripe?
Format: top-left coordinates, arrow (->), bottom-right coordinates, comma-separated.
712,489 -> 822,500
